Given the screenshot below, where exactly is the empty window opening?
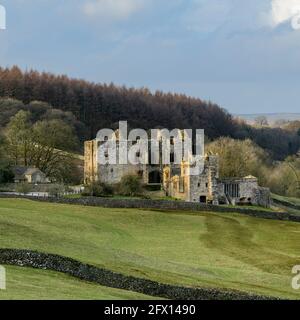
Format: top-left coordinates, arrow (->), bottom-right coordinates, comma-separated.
200,196 -> 207,203
224,183 -> 240,198
148,171 -> 162,184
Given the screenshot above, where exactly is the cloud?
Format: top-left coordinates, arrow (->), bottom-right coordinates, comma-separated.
270,0 -> 300,28
182,0 -> 300,33
182,0 -> 272,34
83,0 -> 146,21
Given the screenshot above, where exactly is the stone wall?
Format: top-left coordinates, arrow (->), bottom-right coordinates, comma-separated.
189,165 -> 209,202
256,187 -> 272,208
167,156 -> 219,203
84,140 -> 98,184
1,194 -> 299,223
219,177 -> 271,208
99,163 -> 143,184
0,249 -> 274,300
85,137 -> 163,185
239,179 -> 258,201
273,198 -> 300,211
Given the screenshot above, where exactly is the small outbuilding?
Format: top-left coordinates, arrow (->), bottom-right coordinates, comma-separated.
13,166 -> 48,184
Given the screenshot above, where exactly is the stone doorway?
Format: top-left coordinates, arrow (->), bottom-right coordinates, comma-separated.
200,196 -> 207,203
148,171 -> 162,184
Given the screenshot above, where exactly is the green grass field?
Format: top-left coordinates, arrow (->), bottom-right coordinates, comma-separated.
0,198 -> 299,299
0,266 -> 157,300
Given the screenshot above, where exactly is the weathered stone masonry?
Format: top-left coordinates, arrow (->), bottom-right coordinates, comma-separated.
85,131 -> 271,208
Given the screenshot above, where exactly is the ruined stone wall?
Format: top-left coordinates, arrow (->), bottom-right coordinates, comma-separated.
255,187 -> 271,208
208,156 -> 219,205
98,163 -> 145,184
219,178 -> 258,199
87,139 -> 163,185
187,156 -> 218,203
239,179 -> 259,201
167,175 -> 186,201
85,139 -> 271,208
218,177 -> 271,208
164,156 -> 220,203
97,141 -> 137,184
84,140 -> 98,184
189,173 -> 209,202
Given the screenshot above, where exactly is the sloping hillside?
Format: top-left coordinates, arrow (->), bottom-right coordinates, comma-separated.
0,198 -> 299,299
0,266 -> 156,300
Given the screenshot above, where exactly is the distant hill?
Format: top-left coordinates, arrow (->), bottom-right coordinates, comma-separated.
236,113 -> 300,126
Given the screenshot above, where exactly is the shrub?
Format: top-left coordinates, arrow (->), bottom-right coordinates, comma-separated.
265,160 -> 300,198
144,184 -> 161,192
83,182 -> 114,197
118,175 -> 144,197
47,184 -> 66,197
0,166 -> 14,183
15,182 -> 32,195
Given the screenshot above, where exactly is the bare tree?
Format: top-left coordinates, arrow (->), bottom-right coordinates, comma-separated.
254,116 -> 269,127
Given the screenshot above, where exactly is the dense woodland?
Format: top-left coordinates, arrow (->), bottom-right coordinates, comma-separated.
0,66 -> 300,161
0,66 -> 300,196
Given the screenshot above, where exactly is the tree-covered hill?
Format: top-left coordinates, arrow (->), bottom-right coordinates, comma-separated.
0,66 -> 235,139
0,66 -> 299,160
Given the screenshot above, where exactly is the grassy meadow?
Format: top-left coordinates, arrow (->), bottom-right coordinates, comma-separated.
0,266 -> 156,300
0,198 -> 299,299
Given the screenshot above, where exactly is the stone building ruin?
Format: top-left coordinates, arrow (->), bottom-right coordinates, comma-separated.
84,131 -> 271,208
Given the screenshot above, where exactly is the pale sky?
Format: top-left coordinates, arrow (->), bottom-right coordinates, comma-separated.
1,0 -> 300,114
